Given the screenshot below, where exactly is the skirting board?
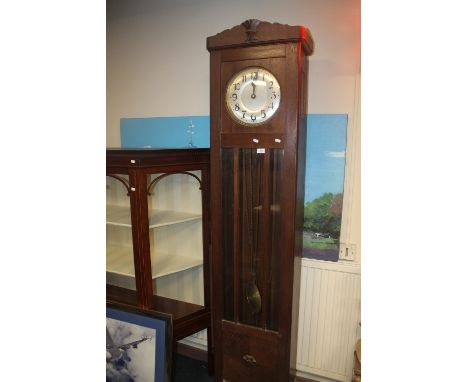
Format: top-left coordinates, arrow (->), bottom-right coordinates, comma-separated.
293,367 -> 347,382
293,368 -> 343,382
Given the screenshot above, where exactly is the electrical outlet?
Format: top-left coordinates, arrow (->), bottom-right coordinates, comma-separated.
339,242 -> 356,261
339,242 -> 347,259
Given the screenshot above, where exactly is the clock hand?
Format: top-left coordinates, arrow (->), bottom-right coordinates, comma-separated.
251,82 -> 256,99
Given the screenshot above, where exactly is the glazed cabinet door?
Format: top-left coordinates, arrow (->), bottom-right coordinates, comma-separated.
145,169 -> 206,307
106,172 -> 137,293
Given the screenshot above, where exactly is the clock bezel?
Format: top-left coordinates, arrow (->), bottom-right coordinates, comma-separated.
224,66 -> 281,127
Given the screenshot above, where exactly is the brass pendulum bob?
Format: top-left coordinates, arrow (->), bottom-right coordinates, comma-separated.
246,273 -> 261,314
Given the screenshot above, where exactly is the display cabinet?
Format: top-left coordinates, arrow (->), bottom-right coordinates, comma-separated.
106,148 -> 212,354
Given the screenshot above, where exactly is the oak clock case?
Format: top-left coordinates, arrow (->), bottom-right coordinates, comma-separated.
207,20 -> 314,382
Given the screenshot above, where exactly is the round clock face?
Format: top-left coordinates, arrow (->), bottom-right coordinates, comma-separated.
225,67 -> 281,126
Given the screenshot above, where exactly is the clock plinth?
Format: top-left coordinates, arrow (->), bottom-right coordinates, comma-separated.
208,20 -> 314,382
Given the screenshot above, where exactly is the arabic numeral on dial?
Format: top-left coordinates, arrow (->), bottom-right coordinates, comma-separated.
242,75 -> 247,82
234,83 -> 240,91
272,91 -> 277,99
269,102 -> 275,110
242,110 -> 247,118
232,93 -> 237,100
251,114 -> 257,121
261,110 -> 266,118
269,81 -> 274,89
235,103 -> 240,111
251,71 -> 258,80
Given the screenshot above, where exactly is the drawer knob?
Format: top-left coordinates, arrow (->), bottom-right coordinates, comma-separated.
242,354 -> 257,366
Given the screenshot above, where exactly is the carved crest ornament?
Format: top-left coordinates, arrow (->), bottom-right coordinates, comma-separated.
242,19 -> 261,42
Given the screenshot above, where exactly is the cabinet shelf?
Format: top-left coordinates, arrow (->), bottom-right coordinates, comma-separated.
106,243 -> 203,279
106,204 -> 202,229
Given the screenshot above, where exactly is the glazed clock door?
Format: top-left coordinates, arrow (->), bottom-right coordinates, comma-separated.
221,148 -> 282,330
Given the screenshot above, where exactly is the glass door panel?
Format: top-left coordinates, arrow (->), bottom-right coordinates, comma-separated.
146,171 -> 205,306
106,174 -> 136,291
221,148 -> 283,330
238,148 -> 265,327
267,149 -> 283,331
221,149 -> 234,321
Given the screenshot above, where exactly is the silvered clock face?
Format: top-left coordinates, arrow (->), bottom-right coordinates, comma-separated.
225,67 -> 281,126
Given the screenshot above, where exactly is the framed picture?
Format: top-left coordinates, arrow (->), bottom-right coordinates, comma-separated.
106,306 -> 173,382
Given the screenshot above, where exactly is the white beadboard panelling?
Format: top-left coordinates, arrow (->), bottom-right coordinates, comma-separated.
295,258 -> 360,382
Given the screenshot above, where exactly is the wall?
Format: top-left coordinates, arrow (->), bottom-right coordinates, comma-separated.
107,1 -> 360,381
107,0 -> 360,146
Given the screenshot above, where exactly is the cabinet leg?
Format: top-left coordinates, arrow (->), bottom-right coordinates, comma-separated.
207,326 -> 214,376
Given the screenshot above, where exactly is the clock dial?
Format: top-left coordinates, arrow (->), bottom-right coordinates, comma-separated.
225,67 -> 281,126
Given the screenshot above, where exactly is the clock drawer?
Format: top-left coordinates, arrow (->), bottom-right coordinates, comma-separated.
221,320 -> 280,382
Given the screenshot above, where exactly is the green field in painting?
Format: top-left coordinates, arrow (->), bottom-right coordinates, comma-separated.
303,237 -> 338,250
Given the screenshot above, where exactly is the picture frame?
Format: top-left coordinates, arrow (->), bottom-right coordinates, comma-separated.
106,305 -> 173,382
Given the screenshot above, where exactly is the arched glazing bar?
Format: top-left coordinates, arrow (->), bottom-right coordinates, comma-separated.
106,174 -> 131,196
147,171 -> 202,195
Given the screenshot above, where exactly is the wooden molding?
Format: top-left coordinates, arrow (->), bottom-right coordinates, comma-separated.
207,20 -> 314,55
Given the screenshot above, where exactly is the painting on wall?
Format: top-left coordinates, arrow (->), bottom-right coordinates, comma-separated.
303,114 -> 347,262
106,307 -> 172,382
120,116 -> 210,149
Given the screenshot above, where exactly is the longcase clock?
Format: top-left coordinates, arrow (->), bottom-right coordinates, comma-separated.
207,20 -> 314,381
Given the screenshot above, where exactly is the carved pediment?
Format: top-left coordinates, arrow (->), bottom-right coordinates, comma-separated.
207,19 -> 314,55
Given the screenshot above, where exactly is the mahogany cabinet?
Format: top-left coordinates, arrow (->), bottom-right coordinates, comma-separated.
106,148 -> 212,353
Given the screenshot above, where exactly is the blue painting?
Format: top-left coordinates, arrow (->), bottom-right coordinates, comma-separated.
121,116 -> 210,149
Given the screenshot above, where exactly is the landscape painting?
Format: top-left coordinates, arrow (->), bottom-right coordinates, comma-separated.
303,114 -> 347,261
